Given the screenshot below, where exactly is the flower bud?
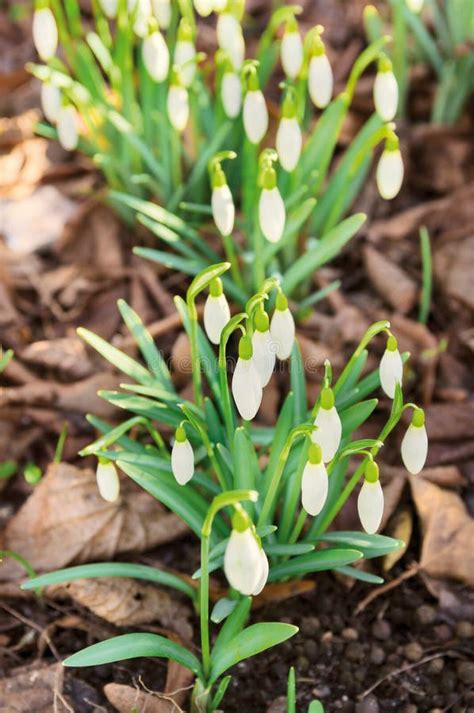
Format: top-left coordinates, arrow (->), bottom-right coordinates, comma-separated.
357,461 -> 384,534
232,336 -> 262,420
301,444 -> 328,516
252,308 -> 275,387
376,145 -> 404,200
270,293 -> 295,361
224,511 -> 263,595
211,178 -> 234,236
373,58 -> 398,122
174,20 -> 196,87
96,459 -> 120,502
203,278 -> 231,345
308,52 -> 333,109
167,83 -> 189,132
131,0 -> 152,38
406,0 -> 424,12
152,0 -> 171,28
401,409 -> 428,474
280,18 -> 303,79
259,167 -> 285,243
41,82 -> 61,124
243,89 -> 268,144
171,426 -> 194,485
57,105 -> 79,151
217,13 -> 245,70
99,0 -> 118,18
221,70 -> 242,118
142,30 -> 169,82
194,0 -> 213,16
379,335 -> 403,398
276,117 -> 302,173
33,7 -> 58,62
311,387 -> 341,463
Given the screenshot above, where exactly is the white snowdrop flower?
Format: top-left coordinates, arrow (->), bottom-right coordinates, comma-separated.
132,0 -> 152,38
251,547 -> 269,595
194,0 -> 213,16
406,0 -> 424,12
232,336 -> 262,421
276,116 -> 302,173
167,82 -> 189,133
252,308 -> 275,387
312,387 -> 342,463
211,174 -> 234,236
213,0 -> 227,10
401,409 -> 428,475
57,105 -> 79,151
308,52 -> 333,109
357,462 -> 384,534
96,460 -> 120,503
33,6 -> 58,62
301,444 -> 329,516
142,30 -> 169,82
221,70 -> 242,118
174,20 -> 196,87
376,144 -> 404,200
373,58 -> 398,122
379,335 -> 403,398
224,514 -> 262,595
203,278 -> 231,345
259,167 -> 285,244
99,0 -> 118,18
151,0 -> 171,28
280,17 -> 303,79
270,293 -> 295,361
217,12 -> 245,69
171,425 -> 194,485
41,82 -> 61,124
243,79 -> 268,144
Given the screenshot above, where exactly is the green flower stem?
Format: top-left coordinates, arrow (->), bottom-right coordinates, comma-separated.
288,509 -> 307,544
345,36 -> 390,102
333,320 -> 390,397
200,490 -> 258,680
221,232 -> 244,291
254,224 -> 266,291
187,301 -> 203,409
218,316 -> 247,445
391,0 -> 408,117
170,128 -> 183,198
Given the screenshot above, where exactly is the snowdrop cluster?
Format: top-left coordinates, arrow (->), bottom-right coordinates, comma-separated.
224,506 -> 268,595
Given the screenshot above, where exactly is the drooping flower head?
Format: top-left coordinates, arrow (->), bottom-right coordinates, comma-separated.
171,424 -> 194,485
210,155 -> 235,237
243,65 -> 268,145
143,23 -> 170,83
220,56 -> 243,119
301,443 -> 329,516
258,152 -> 286,244
276,87 -> 302,174
376,132 -> 404,200
252,305 -> 275,387
96,458 -> 120,502
270,292 -> 295,360
311,386 -> 342,463
167,67 -> 189,133
33,1 -> 58,62
203,277 -> 231,345
174,18 -> 196,87
358,460 -> 384,534
57,104 -> 79,151
373,55 -> 398,123
232,334 -> 263,421
280,13 -> 303,80
224,506 -> 268,595
307,27 -> 333,109
401,408 -> 428,474
379,334 -> 403,398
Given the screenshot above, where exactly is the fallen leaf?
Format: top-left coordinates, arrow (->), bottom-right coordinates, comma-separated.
434,234 -> 474,312
20,337 -> 94,380
0,663 -> 73,712
409,476 -> 474,586
364,245 -> 417,314
383,507 -> 413,572
0,462 -> 188,581
424,402 -> 474,441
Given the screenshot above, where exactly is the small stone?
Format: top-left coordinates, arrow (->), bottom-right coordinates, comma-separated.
301,616 -> 321,637
429,657 -> 444,674
402,706 -> 417,713
345,642 -> 365,662
370,646 -> 385,665
322,630 -> 333,644
429,709 -> 443,713
304,639 -> 318,662
416,605 -> 436,626
455,621 -> 473,639
332,614 -> 344,633
404,642 -> 423,662
371,619 -> 391,641
354,665 -> 368,682
312,686 -> 331,699
457,661 -> 474,685
434,624 -> 452,641
356,694 -> 379,713
342,627 -> 359,641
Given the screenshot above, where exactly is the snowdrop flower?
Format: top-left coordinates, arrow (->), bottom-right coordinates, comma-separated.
33,4 -> 58,62
379,335 -> 403,398
171,425 -> 194,485
224,509 -> 265,595
401,408 -> 428,474
243,70 -> 268,144
373,56 -> 398,122
203,278 -> 231,345
99,0 -> 118,18
216,12 -> 245,70
406,0 -> 424,12
301,444 -> 329,516
252,307 -> 275,387
194,0 -> 213,16
270,293 -> 295,360
280,15 -> 303,80
259,165 -> 285,243
151,0 -> 171,28
308,32 -> 333,109
357,461 -> 384,534
221,68 -> 242,119
211,163 -> 235,236
167,72 -> 189,132
213,0 -> 227,10
57,105 -> 79,151
131,0 -> 152,38
232,335 -> 262,421
174,19 -> 196,88
376,137 -> 404,200
96,459 -> 120,503
312,387 -> 342,463
41,82 -> 61,124
142,29 -> 169,82
276,89 -> 302,173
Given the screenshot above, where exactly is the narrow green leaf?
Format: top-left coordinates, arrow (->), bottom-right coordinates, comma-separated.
212,596 -> 252,657
117,299 -> 170,386
211,597 -> 239,624
315,532 -> 404,559
186,262 -> 230,303
335,566 -> 384,584
78,327 -> 153,385
340,399 -> 378,437
268,548 -> 363,581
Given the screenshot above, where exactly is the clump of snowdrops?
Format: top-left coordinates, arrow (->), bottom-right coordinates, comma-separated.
31,0 -> 404,304
23,262 -> 428,710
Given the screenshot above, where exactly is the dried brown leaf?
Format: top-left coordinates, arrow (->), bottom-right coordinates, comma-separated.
364,245 -> 417,314
383,507 -> 413,572
20,337 -> 94,380
0,663 -> 73,713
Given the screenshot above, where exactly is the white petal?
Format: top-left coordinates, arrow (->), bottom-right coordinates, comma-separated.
308,54 -> 333,109
252,329 -> 276,387
142,31 -> 169,82
96,462 -> 120,502
259,187 -> 285,243
232,357 -> 262,421
99,0 -> 118,18
204,293 -> 231,345
301,461 -> 329,516
212,184 -> 235,236
276,117 -> 302,173
57,107 -> 79,151
213,0 -> 227,9
406,0 -> 423,11
243,90 -> 268,144
376,149 -> 404,200
41,83 -> 61,124
379,348 -> 403,398
373,71 -> 398,122
358,479 -> 384,534
217,13 -> 240,51
171,439 -> 194,485
132,0 -> 151,37
167,86 -> 189,132
312,406 -> 342,463
270,309 -> 295,360
281,31 -> 303,79
152,0 -> 171,28
252,548 -> 269,595
33,8 -> 58,62
221,72 -> 242,118
194,0 -> 213,16
224,529 -> 262,595
401,424 -> 428,475
174,40 -> 196,87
